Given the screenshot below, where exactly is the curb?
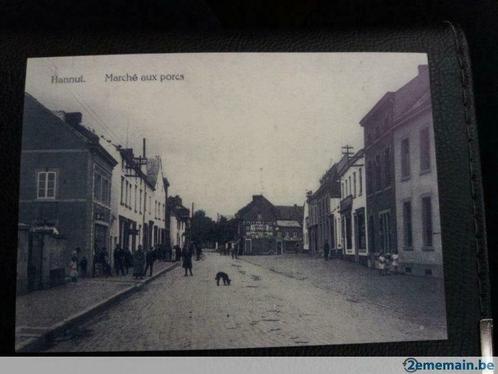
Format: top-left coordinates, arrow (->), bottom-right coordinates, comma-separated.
16,262 -> 179,353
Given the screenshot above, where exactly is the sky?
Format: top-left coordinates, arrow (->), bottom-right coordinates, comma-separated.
25,52 -> 428,218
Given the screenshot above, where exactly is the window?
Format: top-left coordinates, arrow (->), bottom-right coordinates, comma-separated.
37,171 -> 56,199
403,201 -> 413,249
375,154 -> 382,191
139,190 -> 142,213
384,147 -> 391,187
341,182 -> 344,198
359,167 -> 363,196
120,177 -> 124,205
422,196 -> 433,247
134,185 -> 137,212
349,176 -> 352,196
344,213 -> 352,250
94,170 -> 110,206
368,215 -> 375,252
356,209 -> 366,250
367,162 -> 373,194
420,127 -> 431,172
353,172 -> 357,197
379,211 -> 391,252
401,138 -> 411,179
94,173 -> 102,201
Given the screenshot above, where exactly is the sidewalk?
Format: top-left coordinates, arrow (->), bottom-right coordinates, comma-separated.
241,254 -> 447,332
15,260 -> 179,352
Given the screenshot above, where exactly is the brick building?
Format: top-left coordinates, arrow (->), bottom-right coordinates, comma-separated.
18,93 -> 118,283
236,195 -> 303,255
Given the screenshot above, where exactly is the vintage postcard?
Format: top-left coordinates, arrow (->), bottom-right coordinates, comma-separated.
16,53 -> 447,352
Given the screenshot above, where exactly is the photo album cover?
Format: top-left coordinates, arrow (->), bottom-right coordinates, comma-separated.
15,52 -> 447,352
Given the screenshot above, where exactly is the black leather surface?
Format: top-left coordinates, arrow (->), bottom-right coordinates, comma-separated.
0,25 -> 489,355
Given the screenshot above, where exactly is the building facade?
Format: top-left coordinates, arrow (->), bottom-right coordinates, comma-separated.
18,94 -> 117,282
337,150 -> 368,264
307,165 -> 341,256
168,195 -> 190,249
392,66 -> 443,277
360,88 -> 398,263
236,195 -> 303,255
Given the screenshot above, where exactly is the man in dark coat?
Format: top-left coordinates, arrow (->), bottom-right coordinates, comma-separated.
123,247 -> 132,274
323,241 -> 330,261
113,244 -> 125,276
133,245 -> 146,279
144,247 -> 156,276
174,245 -> 181,262
182,243 -> 193,276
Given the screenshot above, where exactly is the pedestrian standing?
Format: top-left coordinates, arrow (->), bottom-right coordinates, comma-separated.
124,247 -> 132,274
145,247 -> 155,277
69,258 -> 78,282
182,243 -> 193,276
323,241 -> 330,261
79,256 -> 88,277
195,242 -> 202,261
113,244 -> 122,276
174,245 -> 181,262
391,253 -> 399,274
378,253 -> 386,276
133,245 -> 146,279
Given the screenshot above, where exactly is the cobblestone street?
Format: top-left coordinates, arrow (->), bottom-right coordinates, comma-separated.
44,252 -> 447,352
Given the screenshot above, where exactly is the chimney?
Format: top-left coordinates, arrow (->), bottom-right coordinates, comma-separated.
418,64 -> 428,75
64,112 -> 82,126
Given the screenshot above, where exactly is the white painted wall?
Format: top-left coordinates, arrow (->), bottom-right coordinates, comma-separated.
393,109 -> 443,277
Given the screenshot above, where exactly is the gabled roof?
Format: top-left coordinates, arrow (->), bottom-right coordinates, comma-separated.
146,155 -> 162,187
236,194 -> 276,218
274,205 -> 304,222
360,65 -> 430,127
24,93 -> 117,167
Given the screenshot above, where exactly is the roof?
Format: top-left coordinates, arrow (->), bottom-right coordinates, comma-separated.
24,93 -> 117,167
146,155 -> 162,187
360,65 -> 430,127
276,220 -> 301,228
117,147 -> 155,189
274,205 -> 304,222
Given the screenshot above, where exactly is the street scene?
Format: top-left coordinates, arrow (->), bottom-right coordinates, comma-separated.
44,252 -> 445,352
16,53 -> 447,351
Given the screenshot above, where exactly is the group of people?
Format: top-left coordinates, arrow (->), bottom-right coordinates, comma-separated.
130,245 -> 157,279
376,252 -> 399,275
219,241 -> 239,259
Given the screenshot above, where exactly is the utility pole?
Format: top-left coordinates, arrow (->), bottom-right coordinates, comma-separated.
341,145 -> 354,159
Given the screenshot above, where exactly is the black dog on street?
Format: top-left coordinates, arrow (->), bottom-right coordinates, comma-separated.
215,272 -> 231,286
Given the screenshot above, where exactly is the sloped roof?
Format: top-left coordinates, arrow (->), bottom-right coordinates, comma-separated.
24,93 -> 117,166
274,205 -> 304,222
146,156 -> 162,187
360,65 -> 429,127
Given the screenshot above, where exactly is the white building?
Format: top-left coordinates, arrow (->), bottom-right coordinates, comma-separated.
337,150 -> 368,265
393,66 -> 442,277
146,156 -> 169,249
302,199 -> 310,251
103,141 -> 169,258
168,195 -> 190,249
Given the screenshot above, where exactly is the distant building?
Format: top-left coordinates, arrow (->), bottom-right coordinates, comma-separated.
307,165 -> 341,256
235,195 -> 303,255
337,150 -> 368,265
146,156 -> 169,249
18,93 -> 118,284
168,195 -> 190,249
302,198 -> 310,252
392,65 -> 443,277
106,146 -> 153,255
